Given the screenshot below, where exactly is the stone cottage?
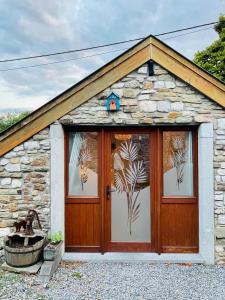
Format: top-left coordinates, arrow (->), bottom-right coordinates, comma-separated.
0,36 -> 225,264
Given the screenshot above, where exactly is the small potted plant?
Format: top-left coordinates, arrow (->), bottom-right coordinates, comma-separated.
43,231 -> 63,261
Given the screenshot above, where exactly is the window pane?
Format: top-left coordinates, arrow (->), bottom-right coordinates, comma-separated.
163,131 -> 193,196
68,132 -> 98,196
111,134 -> 151,242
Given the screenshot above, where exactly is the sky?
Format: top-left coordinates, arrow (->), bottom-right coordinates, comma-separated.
0,0 -> 224,113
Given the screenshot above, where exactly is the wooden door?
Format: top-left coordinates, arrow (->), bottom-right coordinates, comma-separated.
64,127 -> 198,254
104,129 -> 156,252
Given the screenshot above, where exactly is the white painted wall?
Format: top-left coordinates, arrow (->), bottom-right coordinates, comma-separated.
50,123 -> 65,254
198,123 -> 214,264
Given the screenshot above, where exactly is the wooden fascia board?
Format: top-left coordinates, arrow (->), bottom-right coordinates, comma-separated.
0,43 -> 151,156
150,38 -> 225,106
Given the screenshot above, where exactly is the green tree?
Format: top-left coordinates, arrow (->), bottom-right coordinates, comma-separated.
194,15 -> 225,82
0,111 -> 30,133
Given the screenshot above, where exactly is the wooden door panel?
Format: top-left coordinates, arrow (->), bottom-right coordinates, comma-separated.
65,129 -> 102,252
65,203 -> 101,251
160,202 -> 198,253
159,128 -> 198,253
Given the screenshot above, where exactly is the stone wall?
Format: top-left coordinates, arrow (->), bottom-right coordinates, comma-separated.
0,128 -> 50,248
60,63 -> 225,263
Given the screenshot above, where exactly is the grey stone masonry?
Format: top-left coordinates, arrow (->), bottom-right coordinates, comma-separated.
0,129 -> 50,248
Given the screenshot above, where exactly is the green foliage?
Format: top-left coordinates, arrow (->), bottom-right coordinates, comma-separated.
48,231 -> 63,244
0,111 -> 30,133
72,272 -> 83,279
193,14 -> 225,82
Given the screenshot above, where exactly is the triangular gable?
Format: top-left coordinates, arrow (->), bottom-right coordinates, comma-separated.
0,35 -> 225,156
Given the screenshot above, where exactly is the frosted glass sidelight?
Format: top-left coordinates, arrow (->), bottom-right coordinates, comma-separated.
68,132 -> 98,196
163,131 -> 193,196
111,134 -> 151,242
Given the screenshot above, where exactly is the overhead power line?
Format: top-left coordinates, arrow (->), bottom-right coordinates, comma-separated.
0,21 -> 217,64
0,26 -> 214,72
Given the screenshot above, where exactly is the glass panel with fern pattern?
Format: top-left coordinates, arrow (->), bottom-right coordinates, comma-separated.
163,131 -> 193,196
68,132 -> 98,196
111,134 -> 150,242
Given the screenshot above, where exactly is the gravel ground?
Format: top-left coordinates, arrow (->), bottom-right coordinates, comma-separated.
1,255 -> 225,300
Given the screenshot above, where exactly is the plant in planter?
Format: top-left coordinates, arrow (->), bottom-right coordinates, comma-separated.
39,231 -> 64,282
47,231 -> 63,248
44,231 -> 63,261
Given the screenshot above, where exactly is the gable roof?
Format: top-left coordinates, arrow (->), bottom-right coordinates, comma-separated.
0,35 -> 225,156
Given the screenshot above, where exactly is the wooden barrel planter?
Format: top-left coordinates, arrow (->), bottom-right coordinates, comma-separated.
4,232 -> 46,267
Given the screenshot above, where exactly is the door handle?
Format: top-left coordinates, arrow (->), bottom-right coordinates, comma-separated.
106,185 -> 116,199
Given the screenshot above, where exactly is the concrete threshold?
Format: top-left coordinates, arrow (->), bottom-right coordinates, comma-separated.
63,253 -> 205,264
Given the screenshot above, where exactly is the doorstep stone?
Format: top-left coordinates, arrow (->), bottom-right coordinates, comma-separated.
1,261 -> 42,274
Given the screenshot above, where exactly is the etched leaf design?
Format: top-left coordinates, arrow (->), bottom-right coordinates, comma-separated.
171,136 -> 183,150
169,135 -> 187,189
131,203 -> 140,222
120,141 -> 138,162
79,148 -> 92,164
126,161 -> 147,185
114,153 -> 124,170
114,172 -> 125,193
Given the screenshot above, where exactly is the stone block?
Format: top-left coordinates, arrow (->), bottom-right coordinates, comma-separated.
167,112 -> 182,119
123,88 -> 139,98
4,152 -> 16,158
12,179 -> 22,188
218,215 -> 225,225
194,115 -> 213,123
111,82 -> 124,88
154,118 -> 175,124
137,66 -> 147,74
10,157 -> 20,164
1,178 -> 11,186
218,169 -> 225,176
143,82 -> 153,89
154,81 -> 165,89
0,158 -> 9,166
13,145 -> 24,152
216,227 -> 225,238
20,157 -> 30,165
218,119 -> 225,130
139,118 -> 153,124
175,117 -> 193,123
124,80 -> 140,88
139,101 -> 157,112
24,141 -> 40,151
5,164 -> 21,172
138,94 -> 150,101
158,101 -> 171,112
1,261 -> 42,274
165,81 -> 176,89
171,102 -> 184,111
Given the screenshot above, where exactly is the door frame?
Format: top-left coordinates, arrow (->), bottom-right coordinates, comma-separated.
64,125 -> 199,254
103,128 -> 157,252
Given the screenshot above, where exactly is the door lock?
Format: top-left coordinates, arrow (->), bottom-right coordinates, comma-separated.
106,185 -> 116,199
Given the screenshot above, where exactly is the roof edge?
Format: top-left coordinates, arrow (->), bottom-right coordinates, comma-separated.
0,34 -> 224,157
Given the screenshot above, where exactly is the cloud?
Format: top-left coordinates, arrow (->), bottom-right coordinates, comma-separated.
0,0 -> 224,112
